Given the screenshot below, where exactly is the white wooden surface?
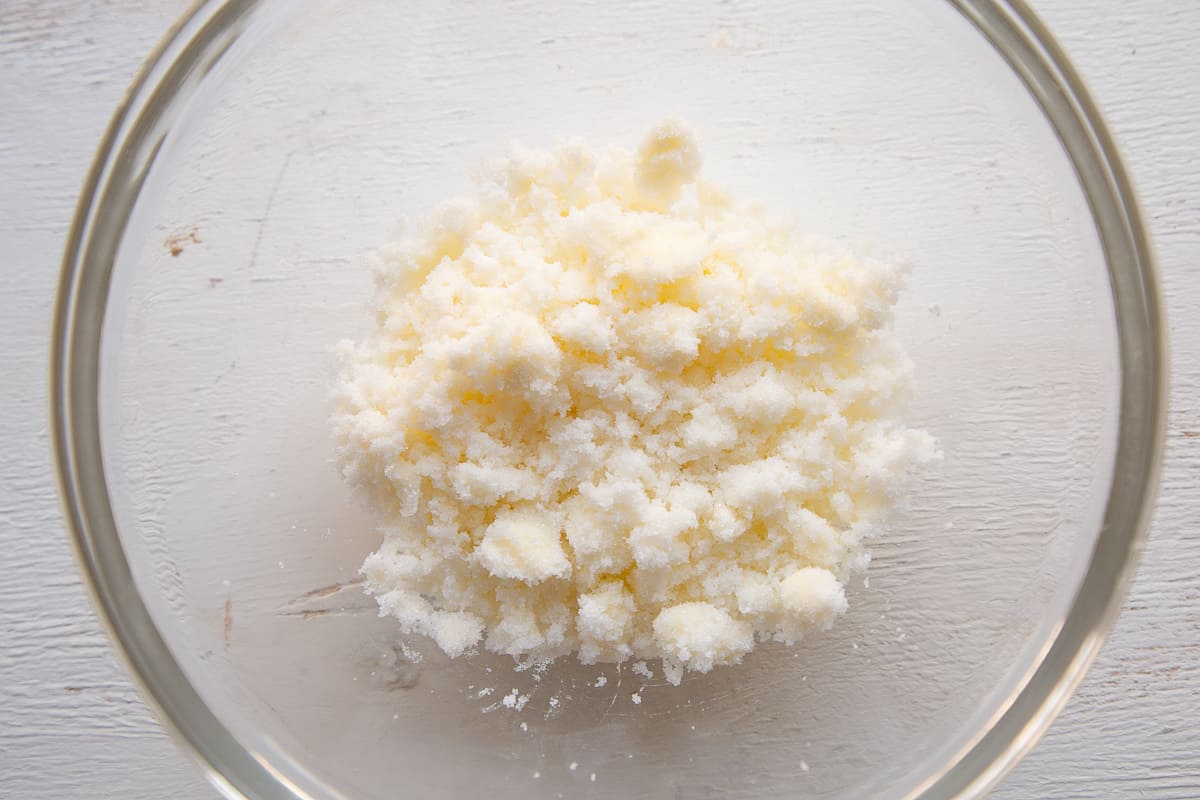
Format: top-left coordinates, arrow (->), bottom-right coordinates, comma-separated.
0,1 -> 1196,798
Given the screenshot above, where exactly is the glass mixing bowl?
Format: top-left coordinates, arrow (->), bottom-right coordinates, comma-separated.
52,1 -> 1165,798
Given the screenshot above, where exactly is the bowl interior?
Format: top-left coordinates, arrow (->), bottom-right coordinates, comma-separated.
98,1 -> 1120,798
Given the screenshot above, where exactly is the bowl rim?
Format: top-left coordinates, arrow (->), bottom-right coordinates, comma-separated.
50,1 -> 1167,798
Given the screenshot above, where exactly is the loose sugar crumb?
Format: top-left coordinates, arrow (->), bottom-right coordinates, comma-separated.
501,689 -> 530,711
335,120 -> 936,682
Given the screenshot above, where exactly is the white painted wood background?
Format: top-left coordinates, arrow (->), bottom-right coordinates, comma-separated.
0,1 -> 1195,798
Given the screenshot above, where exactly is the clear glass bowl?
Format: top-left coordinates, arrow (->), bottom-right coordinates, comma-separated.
52,1 -> 1165,798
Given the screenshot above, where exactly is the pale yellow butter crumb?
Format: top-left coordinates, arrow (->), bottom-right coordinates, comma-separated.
333,120 -> 936,683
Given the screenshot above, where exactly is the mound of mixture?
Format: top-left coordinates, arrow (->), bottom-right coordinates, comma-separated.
332,120 -> 936,684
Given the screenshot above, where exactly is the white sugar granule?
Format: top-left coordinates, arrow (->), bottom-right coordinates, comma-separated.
501,689 -> 529,711
333,120 -> 936,684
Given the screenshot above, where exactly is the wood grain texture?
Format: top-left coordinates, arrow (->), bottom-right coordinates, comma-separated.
0,3 -> 211,798
0,1 -> 1196,798
997,3 -> 1200,796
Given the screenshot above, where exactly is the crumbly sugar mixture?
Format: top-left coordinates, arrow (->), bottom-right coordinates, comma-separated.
332,120 -> 936,683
